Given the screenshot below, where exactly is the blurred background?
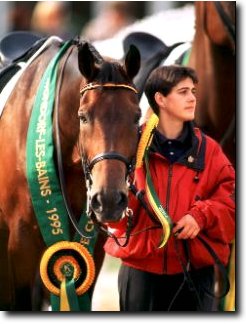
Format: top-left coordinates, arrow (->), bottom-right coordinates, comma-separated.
0,1 -> 193,40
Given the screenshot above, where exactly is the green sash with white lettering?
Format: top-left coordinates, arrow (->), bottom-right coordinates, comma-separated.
26,41 -> 97,311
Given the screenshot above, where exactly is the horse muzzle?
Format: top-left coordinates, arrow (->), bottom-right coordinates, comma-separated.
89,188 -> 128,223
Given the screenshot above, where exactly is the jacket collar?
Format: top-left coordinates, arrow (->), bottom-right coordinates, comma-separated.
181,124 -> 206,171
149,121 -> 206,172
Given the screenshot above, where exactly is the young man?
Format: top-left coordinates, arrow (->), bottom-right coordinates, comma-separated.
104,65 -> 235,311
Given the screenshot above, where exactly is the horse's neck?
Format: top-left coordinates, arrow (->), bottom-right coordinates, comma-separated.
188,2 -> 235,164
57,47 -> 81,162
56,47 -> 87,216
196,34 -> 234,93
189,34 -> 235,137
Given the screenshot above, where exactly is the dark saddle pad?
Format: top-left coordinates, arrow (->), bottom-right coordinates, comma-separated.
0,31 -> 42,66
123,32 -> 183,99
0,31 -> 47,93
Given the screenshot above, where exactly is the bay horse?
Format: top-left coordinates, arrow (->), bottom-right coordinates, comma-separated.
188,2 -> 236,310
0,37 -> 141,310
188,1 -> 236,166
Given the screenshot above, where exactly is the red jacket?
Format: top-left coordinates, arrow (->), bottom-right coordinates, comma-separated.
104,127 -> 235,275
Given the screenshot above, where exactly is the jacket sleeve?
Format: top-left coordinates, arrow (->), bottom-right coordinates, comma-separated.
188,141 -> 235,244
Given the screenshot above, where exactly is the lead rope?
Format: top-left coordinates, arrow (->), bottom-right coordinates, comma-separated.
168,239 -> 203,311
169,237 -> 230,310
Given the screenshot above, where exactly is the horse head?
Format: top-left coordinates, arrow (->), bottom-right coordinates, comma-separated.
77,42 -> 141,224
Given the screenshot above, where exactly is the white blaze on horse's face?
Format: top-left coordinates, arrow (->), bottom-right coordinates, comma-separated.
77,42 -> 141,223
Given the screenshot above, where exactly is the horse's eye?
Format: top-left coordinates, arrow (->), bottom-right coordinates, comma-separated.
78,112 -> 88,124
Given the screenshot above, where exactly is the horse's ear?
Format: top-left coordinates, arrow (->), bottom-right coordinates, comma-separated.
77,42 -> 98,80
124,44 -> 141,80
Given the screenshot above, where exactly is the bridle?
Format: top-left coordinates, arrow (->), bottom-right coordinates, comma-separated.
80,150 -> 136,248
55,79 -> 139,247
80,82 -> 138,95
79,82 -> 138,188
78,82 -> 139,247
54,45 -> 157,248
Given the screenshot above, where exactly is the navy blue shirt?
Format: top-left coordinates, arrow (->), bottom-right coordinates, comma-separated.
152,123 -> 192,163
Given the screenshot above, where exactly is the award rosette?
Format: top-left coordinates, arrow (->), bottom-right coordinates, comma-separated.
40,241 -> 95,311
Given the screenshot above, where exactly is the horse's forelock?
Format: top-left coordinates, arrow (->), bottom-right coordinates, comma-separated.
95,61 -> 129,84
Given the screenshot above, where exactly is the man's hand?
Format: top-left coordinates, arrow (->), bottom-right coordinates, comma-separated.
172,214 -> 200,239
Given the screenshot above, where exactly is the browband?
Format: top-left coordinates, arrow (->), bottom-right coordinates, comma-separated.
80,82 -> 138,95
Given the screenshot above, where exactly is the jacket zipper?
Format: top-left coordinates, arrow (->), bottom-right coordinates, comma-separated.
163,164 -> 173,273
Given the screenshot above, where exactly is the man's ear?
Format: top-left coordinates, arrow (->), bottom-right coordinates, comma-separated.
154,92 -> 166,108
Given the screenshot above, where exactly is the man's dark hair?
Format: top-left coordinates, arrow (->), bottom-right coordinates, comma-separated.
144,65 -> 198,115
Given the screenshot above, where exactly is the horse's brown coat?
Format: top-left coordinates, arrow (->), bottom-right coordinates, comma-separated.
188,1 -> 235,165
0,41 -> 140,310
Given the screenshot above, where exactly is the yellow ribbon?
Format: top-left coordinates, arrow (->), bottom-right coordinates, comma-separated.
135,113 -> 172,248
136,113 -> 159,169
60,278 -> 70,311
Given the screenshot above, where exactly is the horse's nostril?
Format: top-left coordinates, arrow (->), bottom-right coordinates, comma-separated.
91,193 -> 103,212
90,191 -> 128,214
117,192 -> 128,208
